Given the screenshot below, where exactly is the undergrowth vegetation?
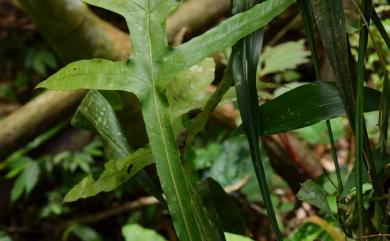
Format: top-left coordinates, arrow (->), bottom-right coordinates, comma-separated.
1,0 -> 390,240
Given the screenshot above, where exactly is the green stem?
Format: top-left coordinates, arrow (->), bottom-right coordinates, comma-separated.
355,0 -> 372,236
326,121 -> 343,193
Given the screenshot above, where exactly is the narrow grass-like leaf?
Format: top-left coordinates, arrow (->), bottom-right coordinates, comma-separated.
326,121 -> 343,192
161,0 -> 294,80
38,0 -> 295,240
231,1 -> 282,240
371,9 -> 390,49
297,0 -> 343,193
310,0 -> 356,121
258,82 -> 381,135
379,75 -> 390,163
310,0 -> 381,208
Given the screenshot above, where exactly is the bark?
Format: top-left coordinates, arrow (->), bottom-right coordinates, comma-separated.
0,91 -> 85,159
0,0 -> 231,160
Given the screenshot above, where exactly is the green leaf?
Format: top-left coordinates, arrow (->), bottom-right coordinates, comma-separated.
166,58 -> 216,136
310,0 -> 356,122
64,146 -> 154,202
72,91 -> 132,160
225,233 -> 254,241
355,1 -> 373,233
38,0 -> 294,240
197,178 -> 247,235
161,0 -> 294,79
0,232 -> 12,241
38,60 -> 147,97
372,9 -> 390,49
298,0 -> 344,196
122,224 -> 167,241
71,91 -> 163,202
11,160 -> 40,202
120,225 -> 257,241
294,118 -> 345,144
341,165 -> 371,197
74,1 -> 219,239
286,223 -> 332,241
258,81 -> 381,135
231,1 -> 283,240
259,40 -> 310,75
297,180 -> 332,216
186,65 -> 234,147
63,225 -> 103,241
310,0 -> 380,205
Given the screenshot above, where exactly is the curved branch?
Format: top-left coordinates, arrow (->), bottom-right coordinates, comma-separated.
0,0 -> 231,160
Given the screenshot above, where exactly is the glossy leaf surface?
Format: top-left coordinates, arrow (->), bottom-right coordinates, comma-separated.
258,82 -> 381,135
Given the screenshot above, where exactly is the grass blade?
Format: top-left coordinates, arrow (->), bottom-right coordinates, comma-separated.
310,0 -> 383,213
371,9 -> 390,49
162,0 -> 294,78
380,75 -> 390,164
257,82 -> 381,135
231,1 -> 282,240
297,0 -> 343,193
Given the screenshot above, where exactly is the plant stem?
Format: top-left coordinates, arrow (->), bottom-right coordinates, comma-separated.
355,0 -> 372,236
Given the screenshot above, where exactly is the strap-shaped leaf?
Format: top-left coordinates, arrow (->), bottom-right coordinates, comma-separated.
38,60 -> 148,98
258,82 -> 381,136
161,0 -> 294,79
233,82 -> 381,136
310,0 -> 381,218
231,0 -> 283,240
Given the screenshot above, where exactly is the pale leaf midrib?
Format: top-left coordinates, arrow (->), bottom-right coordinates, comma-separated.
144,1 -> 194,240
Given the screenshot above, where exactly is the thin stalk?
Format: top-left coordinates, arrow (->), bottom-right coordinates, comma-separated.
353,0 -> 390,231
355,0 -> 372,236
326,121 -> 343,192
379,74 -> 389,164
377,74 -> 390,232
